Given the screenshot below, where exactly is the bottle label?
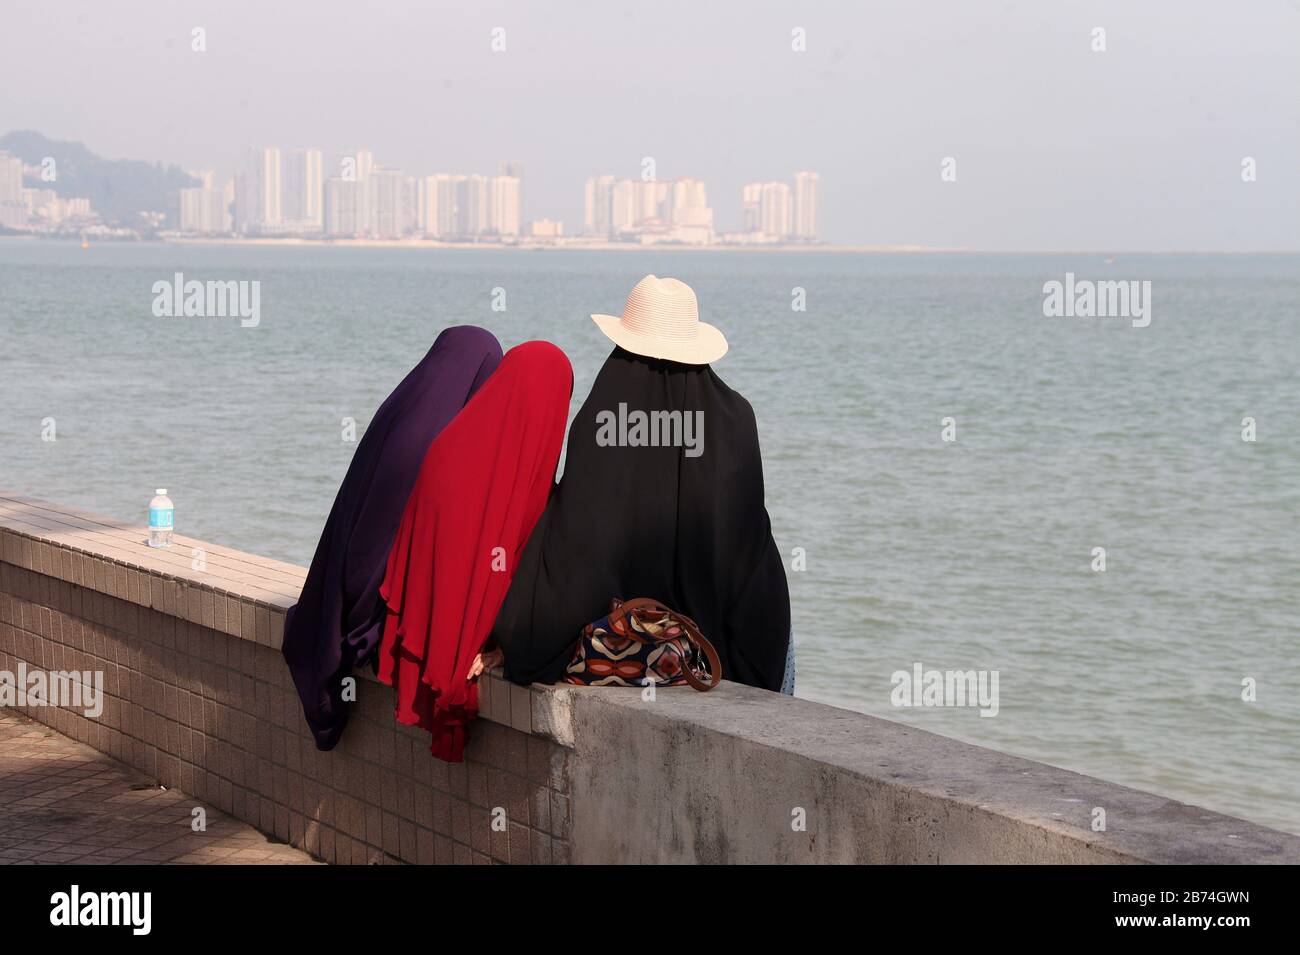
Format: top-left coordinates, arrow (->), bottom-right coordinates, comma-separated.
149,507 -> 174,529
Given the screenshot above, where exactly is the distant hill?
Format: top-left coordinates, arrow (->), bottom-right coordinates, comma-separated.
0,130 -> 199,228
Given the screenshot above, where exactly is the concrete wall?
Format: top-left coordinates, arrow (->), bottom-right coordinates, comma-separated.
2,492 -> 1298,864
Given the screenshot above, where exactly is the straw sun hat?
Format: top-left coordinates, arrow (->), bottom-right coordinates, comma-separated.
591,275 -> 728,365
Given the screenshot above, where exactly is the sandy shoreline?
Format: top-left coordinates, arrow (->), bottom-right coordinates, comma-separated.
7,235 -> 1291,254
157,236 -> 951,253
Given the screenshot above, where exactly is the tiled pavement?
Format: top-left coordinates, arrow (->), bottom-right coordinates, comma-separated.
0,709 -> 317,864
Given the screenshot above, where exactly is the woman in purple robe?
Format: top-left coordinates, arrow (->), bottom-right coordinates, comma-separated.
282,325 -> 502,750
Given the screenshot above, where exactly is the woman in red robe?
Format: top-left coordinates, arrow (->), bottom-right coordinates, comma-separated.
377,340 -> 572,761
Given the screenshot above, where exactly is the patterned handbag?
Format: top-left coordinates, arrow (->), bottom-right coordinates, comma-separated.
564,597 -> 723,691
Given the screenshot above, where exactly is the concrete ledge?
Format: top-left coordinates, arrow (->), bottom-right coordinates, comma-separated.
0,493 -> 302,649
2,492 -> 1298,864
557,684 -> 1298,863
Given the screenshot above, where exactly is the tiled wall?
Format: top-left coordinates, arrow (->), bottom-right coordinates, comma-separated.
0,494 -> 573,864
7,494 -> 1299,865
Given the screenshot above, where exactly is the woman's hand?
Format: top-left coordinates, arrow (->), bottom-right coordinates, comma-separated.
467,647 -> 505,681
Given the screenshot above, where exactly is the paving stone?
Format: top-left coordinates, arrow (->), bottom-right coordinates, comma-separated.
0,708 -> 317,865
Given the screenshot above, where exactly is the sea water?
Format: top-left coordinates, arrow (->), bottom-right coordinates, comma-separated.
1,240 -> 1296,834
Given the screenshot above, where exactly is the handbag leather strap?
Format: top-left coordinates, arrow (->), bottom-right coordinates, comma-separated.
607,597 -> 723,692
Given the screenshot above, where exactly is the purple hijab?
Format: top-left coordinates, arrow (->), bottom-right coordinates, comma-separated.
282,325 -> 503,750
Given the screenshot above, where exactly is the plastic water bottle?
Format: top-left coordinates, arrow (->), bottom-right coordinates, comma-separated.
148,489 -> 174,548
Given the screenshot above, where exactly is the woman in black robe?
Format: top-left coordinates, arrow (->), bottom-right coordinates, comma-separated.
491,339 -> 792,692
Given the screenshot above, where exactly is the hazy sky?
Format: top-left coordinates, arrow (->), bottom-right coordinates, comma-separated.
3,0 -> 1298,249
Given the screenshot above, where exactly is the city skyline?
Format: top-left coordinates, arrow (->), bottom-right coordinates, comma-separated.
2,137 -> 820,245
206,145 -> 819,242
3,2 -> 1294,251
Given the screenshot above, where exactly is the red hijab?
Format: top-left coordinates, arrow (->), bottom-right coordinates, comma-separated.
378,341 -> 573,761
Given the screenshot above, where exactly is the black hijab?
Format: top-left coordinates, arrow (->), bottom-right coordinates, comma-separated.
493,346 -> 790,690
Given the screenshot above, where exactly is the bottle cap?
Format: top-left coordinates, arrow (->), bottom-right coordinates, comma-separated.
156,489 -> 168,497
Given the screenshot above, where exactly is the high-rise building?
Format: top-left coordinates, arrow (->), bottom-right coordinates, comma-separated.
587,174 -> 714,241
370,167 -> 409,238
741,182 -> 763,233
253,147 -> 281,228
740,174 -> 817,241
584,175 -> 615,237
461,175 -> 490,236
179,183 -> 231,234
0,151 -> 27,230
233,148 -> 282,233
353,150 -> 375,235
351,150 -> 374,183
222,178 -> 235,229
792,171 -> 818,240
178,187 -> 203,232
421,175 -> 439,236
610,179 -> 640,235
670,178 -> 709,224
23,188 -> 92,226
639,179 -> 671,225
666,177 -> 713,243
323,150 -> 376,236
324,177 -> 361,236
763,182 -> 793,238
740,181 -> 792,240
418,174 -> 462,237
178,169 -> 228,234
233,173 -> 258,234
498,160 -> 523,224
489,175 -> 522,237
283,149 -> 323,230
415,177 -> 431,235
401,175 -> 418,236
